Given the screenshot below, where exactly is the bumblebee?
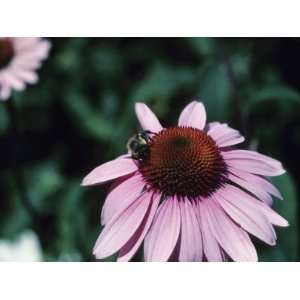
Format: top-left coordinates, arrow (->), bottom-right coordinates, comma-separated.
126,131 -> 153,161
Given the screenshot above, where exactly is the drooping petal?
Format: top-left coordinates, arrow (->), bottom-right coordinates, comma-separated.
252,200 -> 288,227
228,172 -> 273,205
222,150 -> 284,171
178,200 -> 203,262
81,157 -> 138,186
204,198 -> 258,261
118,193 -> 161,262
135,103 -> 163,133
197,201 -> 224,261
225,157 -> 285,177
216,186 -> 277,245
208,124 -> 244,147
101,174 -> 145,225
144,197 -> 181,262
178,101 -> 206,130
229,168 -> 283,201
93,192 -> 153,259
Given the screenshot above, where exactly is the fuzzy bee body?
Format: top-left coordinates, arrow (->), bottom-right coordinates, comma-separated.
126,131 -> 152,161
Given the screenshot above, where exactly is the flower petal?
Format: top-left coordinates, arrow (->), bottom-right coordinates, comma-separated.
144,198 -> 181,262
178,101 -> 206,130
230,169 -> 283,202
135,103 -> 163,133
228,172 -> 273,205
252,200 -> 289,227
225,154 -> 285,177
93,192 -> 153,259
117,193 -> 161,262
81,157 -> 138,186
222,150 -> 284,170
197,201 -> 224,261
101,174 -> 145,225
216,186 -> 276,245
204,198 -> 258,261
178,200 -> 203,262
208,124 -> 244,147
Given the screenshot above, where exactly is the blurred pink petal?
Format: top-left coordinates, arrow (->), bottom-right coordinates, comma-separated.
0,37 -> 51,101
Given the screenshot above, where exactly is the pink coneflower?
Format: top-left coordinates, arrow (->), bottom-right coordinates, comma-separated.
0,37 -> 51,101
82,101 -> 288,262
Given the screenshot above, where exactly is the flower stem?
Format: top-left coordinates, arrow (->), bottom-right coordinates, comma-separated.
5,98 -> 38,219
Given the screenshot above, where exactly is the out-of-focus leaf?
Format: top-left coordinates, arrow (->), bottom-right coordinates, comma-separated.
259,173 -> 298,261
132,63 -> 178,104
64,89 -> 116,141
230,53 -> 251,82
187,37 -> 217,58
0,104 -> 8,135
272,173 -> 299,261
56,181 -> 84,261
197,63 -> 232,122
246,84 -> 300,112
27,160 -> 64,212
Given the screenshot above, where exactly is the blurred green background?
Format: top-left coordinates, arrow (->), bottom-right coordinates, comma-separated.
0,38 -> 299,261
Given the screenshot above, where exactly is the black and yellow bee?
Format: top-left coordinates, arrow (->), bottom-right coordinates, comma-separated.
126,130 -> 153,161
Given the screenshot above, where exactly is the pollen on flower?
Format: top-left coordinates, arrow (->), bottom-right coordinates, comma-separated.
0,38 -> 14,69
139,126 -> 227,198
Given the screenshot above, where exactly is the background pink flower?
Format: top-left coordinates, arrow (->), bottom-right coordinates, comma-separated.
0,37 -> 51,100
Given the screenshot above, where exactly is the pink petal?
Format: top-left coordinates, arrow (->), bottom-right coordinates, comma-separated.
3,72 -> 25,91
93,192 -> 153,259
222,150 -> 284,170
228,172 -> 273,205
135,103 -> 163,133
178,101 -> 206,130
13,38 -> 40,51
197,201 -> 224,261
216,186 -> 276,245
81,157 -> 138,186
204,198 -> 258,261
229,168 -> 283,202
205,122 -> 221,131
14,70 -> 38,84
117,193 -> 161,262
178,200 -> 203,262
226,158 -> 285,177
253,201 -> 289,227
0,79 -> 11,100
208,124 -> 244,147
101,174 -> 145,225
144,198 -> 181,262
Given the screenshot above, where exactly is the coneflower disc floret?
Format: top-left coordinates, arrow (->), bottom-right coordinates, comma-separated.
139,126 -> 227,198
